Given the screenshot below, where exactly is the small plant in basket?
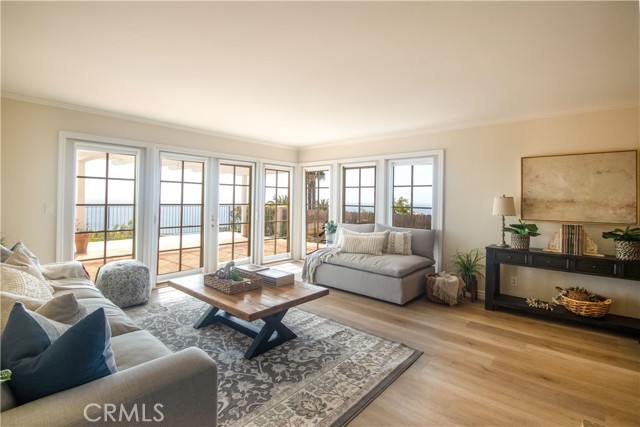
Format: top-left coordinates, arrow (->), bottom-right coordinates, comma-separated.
503,219 -> 541,250
450,248 -> 485,302
602,225 -> 640,261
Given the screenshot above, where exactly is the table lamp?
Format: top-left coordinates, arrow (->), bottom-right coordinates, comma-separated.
492,195 -> 516,247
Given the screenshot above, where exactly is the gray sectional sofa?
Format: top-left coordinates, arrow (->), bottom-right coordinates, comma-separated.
312,223 -> 437,304
1,260 -> 218,427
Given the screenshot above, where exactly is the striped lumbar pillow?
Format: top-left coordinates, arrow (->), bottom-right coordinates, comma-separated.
387,231 -> 412,255
340,234 -> 386,256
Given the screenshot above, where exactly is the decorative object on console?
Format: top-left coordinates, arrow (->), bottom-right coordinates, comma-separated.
502,219 -> 541,250
492,195 -> 516,247
555,286 -> 611,318
450,248 -> 485,302
525,298 -> 554,311
544,229 -> 603,256
522,150 -> 638,223
602,225 -> 640,261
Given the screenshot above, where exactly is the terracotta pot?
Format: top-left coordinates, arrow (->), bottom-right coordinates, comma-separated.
511,234 -> 530,250
75,233 -> 90,254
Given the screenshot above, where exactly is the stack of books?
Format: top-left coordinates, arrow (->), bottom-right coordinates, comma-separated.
235,264 -> 269,274
562,224 -> 584,255
256,269 -> 295,286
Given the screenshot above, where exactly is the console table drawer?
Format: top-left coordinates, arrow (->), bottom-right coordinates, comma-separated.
574,259 -> 616,276
530,254 -> 569,270
621,262 -> 640,280
495,251 -> 527,265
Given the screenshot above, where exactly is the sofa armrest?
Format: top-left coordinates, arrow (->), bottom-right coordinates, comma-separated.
40,261 -> 90,281
0,347 -> 218,427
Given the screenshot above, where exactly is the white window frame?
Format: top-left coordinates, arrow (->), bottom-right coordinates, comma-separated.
262,164 -> 294,264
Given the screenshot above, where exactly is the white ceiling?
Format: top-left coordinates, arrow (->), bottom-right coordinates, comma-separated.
2,1 -> 638,148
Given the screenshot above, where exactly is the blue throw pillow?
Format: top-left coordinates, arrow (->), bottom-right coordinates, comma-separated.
1,302 -> 117,404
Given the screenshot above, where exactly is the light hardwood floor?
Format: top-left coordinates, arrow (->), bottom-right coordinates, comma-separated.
153,267 -> 639,427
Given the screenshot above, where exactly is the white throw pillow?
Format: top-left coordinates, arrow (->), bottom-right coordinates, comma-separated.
337,228 -> 388,248
387,231 -> 412,255
0,264 -> 54,301
4,246 -> 49,285
340,234 -> 386,256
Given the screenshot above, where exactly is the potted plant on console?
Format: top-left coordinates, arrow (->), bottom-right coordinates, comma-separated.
503,219 -> 541,250
602,225 -> 640,261
451,248 -> 485,302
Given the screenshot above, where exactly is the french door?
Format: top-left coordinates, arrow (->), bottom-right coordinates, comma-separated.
218,163 -> 253,263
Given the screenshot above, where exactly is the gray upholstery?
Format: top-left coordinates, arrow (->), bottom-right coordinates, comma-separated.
95,260 -> 151,308
1,260 -> 218,426
325,253 -> 434,278
311,224 -> 437,305
374,223 -> 436,259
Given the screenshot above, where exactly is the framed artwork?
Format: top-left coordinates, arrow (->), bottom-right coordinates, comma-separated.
521,150 -> 638,224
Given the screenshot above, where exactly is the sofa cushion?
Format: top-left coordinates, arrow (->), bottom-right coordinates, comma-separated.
0,291 -> 46,334
374,224 -> 435,259
341,233 -> 386,255
325,252 -> 434,277
0,245 -> 13,263
79,297 -> 142,337
336,223 -> 375,245
4,246 -> 50,286
35,293 -> 88,325
387,231 -> 412,255
1,304 -> 117,404
0,264 -> 54,301
10,242 -> 41,267
110,330 -> 172,370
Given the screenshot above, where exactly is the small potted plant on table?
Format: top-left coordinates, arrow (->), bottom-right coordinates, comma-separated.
503,219 -> 541,250
602,225 -> 640,260
451,248 -> 485,302
324,220 -> 337,246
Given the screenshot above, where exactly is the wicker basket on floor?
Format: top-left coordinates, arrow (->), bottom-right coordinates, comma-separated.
426,273 -> 464,305
556,286 -> 611,318
204,274 -> 261,294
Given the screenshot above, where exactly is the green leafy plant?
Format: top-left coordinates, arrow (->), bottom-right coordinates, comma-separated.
230,269 -> 242,282
602,225 -> 640,242
393,196 -> 410,214
324,220 -> 337,235
0,369 -> 11,383
503,219 -> 541,237
451,249 -> 485,285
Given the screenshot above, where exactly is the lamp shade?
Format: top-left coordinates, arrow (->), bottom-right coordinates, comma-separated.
492,195 -> 516,216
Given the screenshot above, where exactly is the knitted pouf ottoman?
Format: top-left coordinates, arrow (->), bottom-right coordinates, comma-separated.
95,260 -> 151,308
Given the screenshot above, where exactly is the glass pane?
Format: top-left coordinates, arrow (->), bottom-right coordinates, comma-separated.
160,182 -> 181,204
160,205 -> 181,228
265,170 -> 277,187
413,164 -> 432,186
75,234 -> 104,259
345,188 -> 359,205
109,154 -> 135,179
77,178 -> 105,204
394,187 -> 412,204
277,170 -> 289,187
276,206 -> 289,222
183,162 -> 203,183
318,170 -> 330,187
361,188 -> 375,206
183,183 -> 202,204
265,188 -> 277,203
318,188 -> 330,202
219,185 -> 233,204
183,205 -> 202,226
344,169 -> 359,187
276,189 -> 289,204
107,180 -> 134,205
158,250 -> 180,275
360,207 -> 375,223
413,187 -> 432,207
264,242 -> 276,256
265,221 -> 276,238
106,231 -> 133,258
218,244 -> 233,263
233,242 -> 249,259
76,205 -> 105,232
275,222 -> 289,237
275,238 -> 289,255
78,151 -> 106,177
361,167 -> 375,186
158,233 -> 180,251
234,205 -> 250,223
219,205 -> 234,225
161,158 -> 182,181
108,206 -> 134,230
219,164 -> 235,184
181,247 -> 201,270
235,186 -> 250,204
235,166 -> 251,185
265,204 -> 276,224
343,206 -> 358,224
394,165 -> 412,186
182,230 -> 201,248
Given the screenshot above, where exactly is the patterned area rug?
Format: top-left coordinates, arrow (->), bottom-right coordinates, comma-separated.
126,296 -> 421,427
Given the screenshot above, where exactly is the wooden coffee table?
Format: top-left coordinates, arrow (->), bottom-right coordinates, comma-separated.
168,275 -> 329,359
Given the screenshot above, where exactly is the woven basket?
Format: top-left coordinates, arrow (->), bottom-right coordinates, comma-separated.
236,270 -> 266,287
204,274 -> 261,294
510,234 -> 530,250
557,287 -> 612,318
426,273 -> 464,305
615,241 -> 640,261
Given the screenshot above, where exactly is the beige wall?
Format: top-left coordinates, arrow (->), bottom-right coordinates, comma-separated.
2,98 -> 639,316
300,106 -> 640,317
1,98 -> 297,263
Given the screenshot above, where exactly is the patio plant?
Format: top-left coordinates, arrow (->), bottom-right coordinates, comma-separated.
602,225 -> 640,260
503,219 -> 541,250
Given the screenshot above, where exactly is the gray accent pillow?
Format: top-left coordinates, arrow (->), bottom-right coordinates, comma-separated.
374,223 -> 436,259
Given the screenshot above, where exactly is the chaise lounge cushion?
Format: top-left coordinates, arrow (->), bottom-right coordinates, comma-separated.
325,252 -> 435,278
374,224 -> 436,259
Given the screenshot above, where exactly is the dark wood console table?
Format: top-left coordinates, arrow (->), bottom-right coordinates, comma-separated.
485,245 -> 640,337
